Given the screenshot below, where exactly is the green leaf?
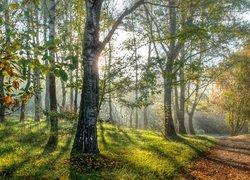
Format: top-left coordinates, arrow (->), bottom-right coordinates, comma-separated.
70,56 -> 78,70
0,4 -> 4,12
56,69 -> 68,81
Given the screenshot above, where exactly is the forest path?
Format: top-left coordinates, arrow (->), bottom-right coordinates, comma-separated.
189,134 -> 250,180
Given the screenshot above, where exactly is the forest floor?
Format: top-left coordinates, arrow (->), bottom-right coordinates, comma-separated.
0,117 -> 216,179
189,134 -> 250,180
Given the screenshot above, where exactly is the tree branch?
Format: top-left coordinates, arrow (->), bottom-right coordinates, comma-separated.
144,2 -> 179,8
99,0 -> 145,52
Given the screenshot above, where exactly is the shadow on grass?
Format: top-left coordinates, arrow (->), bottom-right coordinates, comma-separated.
176,135 -> 214,155
0,122 -> 74,178
0,157 -> 33,178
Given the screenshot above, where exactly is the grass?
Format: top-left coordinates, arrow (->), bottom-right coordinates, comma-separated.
0,117 -> 216,179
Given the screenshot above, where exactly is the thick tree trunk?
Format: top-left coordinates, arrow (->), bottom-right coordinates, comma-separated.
164,78 -> 177,137
188,112 -> 195,135
71,0 -> 145,155
71,0 -> 103,155
45,0 -> 58,151
163,0 -> 178,138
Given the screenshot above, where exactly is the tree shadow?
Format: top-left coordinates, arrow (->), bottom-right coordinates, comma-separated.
205,156 -> 250,171
117,127 -> 134,144
216,142 -> 250,151
215,145 -> 250,156
99,122 -> 107,146
173,136 -> 212,155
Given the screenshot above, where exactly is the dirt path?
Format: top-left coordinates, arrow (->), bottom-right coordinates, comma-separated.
189,135 -> 250,180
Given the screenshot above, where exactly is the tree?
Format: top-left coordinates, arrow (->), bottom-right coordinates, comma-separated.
216,45 -> 250,136
71,0 -> 147,155
45,0 -> 58,151
0,0 -> 9,122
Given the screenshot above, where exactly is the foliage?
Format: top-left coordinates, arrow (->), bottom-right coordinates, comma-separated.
215,44 -> 250,135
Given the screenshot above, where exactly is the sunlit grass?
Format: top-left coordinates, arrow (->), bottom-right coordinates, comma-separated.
0,117 -> 216,179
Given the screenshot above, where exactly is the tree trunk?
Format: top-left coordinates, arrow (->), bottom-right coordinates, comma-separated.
60,52 -> 67,112
20,66 -> 31,122
108,42 -> 113,123
71,0 -> 145,155
20,3 -> 31,122
45,0 -> 58,151
144,106 -> 148,129
0,0 -> 10,122
188,112 -> 195,135
60,78 -> 67,112
71,0 -> 103,155
34,72 -> 42,122
0,73 -> 5,122
178,63 -> 187,134
43,0 -> 50,120
70,71 -> 74,111
130,110 -> 133,128
34,6 -> 42,122
163,0 -> 178,138
164,78 -> 177,137
242,121 -> 249,134
173,87 -> 180,133
74,60 -> 79,113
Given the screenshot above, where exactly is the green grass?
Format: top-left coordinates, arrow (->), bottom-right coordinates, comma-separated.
0,117 -> 216,179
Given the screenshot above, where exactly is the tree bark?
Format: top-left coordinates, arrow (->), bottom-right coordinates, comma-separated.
0,0 -> 10,122
164,78 -> 177,137
163,0 -> 178,138
45,0 -> 58,151
71,0 -> 103,155
60,78 -> 67,112
188,111 -> 195,135
20,2 -> 31,122
178,54 -> 187,134
71,0 -> 145,155
34,4 -> 42,122
74,55 -> 79,113
43,0 -> 50,120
